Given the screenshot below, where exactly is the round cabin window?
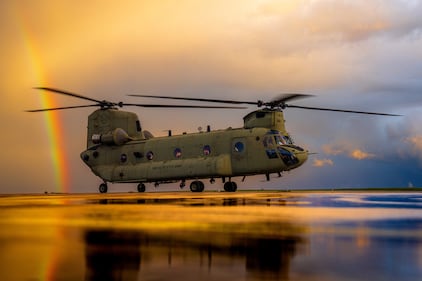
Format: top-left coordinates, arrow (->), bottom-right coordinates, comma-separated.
203,145 -> 211,156
146,151 -> 154,160
174,148 -> 182,158
234,142 -> 244,153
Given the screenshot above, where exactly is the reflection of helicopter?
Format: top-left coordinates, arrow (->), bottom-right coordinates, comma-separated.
28,87 -> 399,193
83,196 -> 306,281
83,228 -> 303,281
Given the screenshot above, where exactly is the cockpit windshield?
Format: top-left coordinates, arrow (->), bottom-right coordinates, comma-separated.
263,130 -> 293,147
275,135 -> 293,145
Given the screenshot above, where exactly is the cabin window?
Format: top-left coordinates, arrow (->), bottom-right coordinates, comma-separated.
203,145 -> 211,156
234,142 -> 245,153
120,154 -> 127,163
147,151 -> 154,160
174,148 -> 182,158
256,112 -> 266,118
136,120 -> 142,132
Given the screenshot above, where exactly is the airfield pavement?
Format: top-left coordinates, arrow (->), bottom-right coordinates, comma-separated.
0,190 -> 421,281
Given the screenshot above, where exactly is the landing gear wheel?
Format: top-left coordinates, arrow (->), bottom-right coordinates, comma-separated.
190,181 -> 205,192
99,183 -> 108,193
137,183 -> 146,192
223,182 -> 237,192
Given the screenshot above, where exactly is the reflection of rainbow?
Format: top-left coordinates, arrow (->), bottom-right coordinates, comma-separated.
18,9 -> 70,193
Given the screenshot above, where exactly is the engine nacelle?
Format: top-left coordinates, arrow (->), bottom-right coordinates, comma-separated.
92,128 -> 132,146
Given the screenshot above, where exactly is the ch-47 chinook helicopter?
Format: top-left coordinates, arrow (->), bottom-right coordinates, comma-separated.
27,87 -> 399,193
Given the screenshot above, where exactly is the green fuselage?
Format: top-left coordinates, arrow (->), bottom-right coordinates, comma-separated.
80,108 -> 308,187
81,127 -> 308,183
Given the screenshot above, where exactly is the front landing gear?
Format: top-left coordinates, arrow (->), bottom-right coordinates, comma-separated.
223,181 -> 237,192
99,183 -> 108,193
190,181 -> 205,192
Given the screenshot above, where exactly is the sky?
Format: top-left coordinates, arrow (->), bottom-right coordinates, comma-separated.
1,0 -> 422,194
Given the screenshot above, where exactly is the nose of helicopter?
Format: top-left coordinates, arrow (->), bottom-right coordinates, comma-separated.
295,149 -> 308,166
280,145 -> 308,170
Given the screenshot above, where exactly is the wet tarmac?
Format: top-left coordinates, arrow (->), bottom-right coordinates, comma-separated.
0,191 -> 421,281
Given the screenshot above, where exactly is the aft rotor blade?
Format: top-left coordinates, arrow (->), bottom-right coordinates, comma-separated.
128,94 -> 258,105
34,87 -> 103,104
286,104 -> 401,116
122,103 -> 246,109
26,105 -> 99,112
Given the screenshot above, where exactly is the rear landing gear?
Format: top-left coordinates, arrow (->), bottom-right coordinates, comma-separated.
190,181 -> 205,192
99,183 -> 108,193
223,181 -> 237,192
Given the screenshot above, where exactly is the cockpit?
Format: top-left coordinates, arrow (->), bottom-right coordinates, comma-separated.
262,130 -> 304,167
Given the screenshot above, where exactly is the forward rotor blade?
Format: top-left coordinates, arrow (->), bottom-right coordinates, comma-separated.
129,93 -> 315,108
34,87 -> 103,104
122,103 -> 246,109
26,105 -> 99,112
269,94 -> 314,105
128,94 -> 257,105
286,104 -> 401,116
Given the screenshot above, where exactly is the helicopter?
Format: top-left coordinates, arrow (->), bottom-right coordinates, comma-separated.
27,87 -> 399,193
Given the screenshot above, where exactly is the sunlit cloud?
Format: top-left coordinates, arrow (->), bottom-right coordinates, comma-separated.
312,158 -> 334,167
404,135 -> 422,162
385,112 -> 422,166
323,144 -> 376,160
349,149 -> 376,160
405,136 -> 422,150
322,144 -> 344,156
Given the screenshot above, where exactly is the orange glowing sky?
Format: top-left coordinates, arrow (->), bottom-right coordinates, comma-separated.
1,0 -> 422,193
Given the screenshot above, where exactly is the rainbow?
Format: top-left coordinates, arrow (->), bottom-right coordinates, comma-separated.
14,5 -> 71,280
38,95 -> 71,193
17,6 -> 70,193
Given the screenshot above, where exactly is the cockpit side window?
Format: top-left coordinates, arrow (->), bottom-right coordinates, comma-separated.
274,135 -> 285,145
263,135 -> 274,147
283,135 -> 293,145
